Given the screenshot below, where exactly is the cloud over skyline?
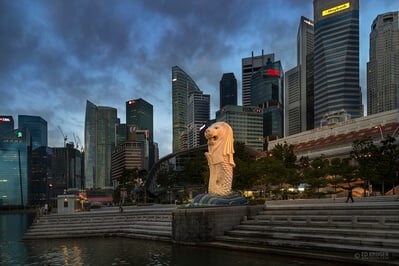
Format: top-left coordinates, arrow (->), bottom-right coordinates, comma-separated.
0,0 -> 397,157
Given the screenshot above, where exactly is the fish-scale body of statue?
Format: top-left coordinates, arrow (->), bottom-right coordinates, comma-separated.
204,122 -> 235,196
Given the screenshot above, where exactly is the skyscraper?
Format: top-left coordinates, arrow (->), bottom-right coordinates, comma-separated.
126,98 -> 154,143
367,11 -> 399,115
172,66 -> 202,152
0,116 -> 14,136
187,91 -> 210,149
126,98 -> 154,170
242,52 -> 275,107
0,128 -> 30,206
219,73 -> 237,109
18,115 -> 47,149
251,59 -> 284,145
313,0 -> 362,127
285,16 -> 314,136
84,100 -> 117,189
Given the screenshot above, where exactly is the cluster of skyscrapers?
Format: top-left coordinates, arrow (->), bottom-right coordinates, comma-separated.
1,0 -> 398,206
0,98 -> 157,206
172,0 -> 399,154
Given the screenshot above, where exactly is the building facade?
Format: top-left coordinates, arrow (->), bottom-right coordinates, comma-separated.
251,60 -> 284,145
219,73 -> 237,109
0,116 -> 14,136
172,66 -> 202,152
367,11 -> 399,115
285,16 -> 314,136
84,100 -> 117,189
187,92 -> 210,149
126,98 -> 155,169
18,115 -> 48,149
242,52 -> 275,107
313,0 -> 362,127
0,128 -> 30,206
216,105 -> 264,151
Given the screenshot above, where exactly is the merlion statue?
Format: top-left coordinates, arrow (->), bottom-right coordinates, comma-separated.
204,121 -> 235,196
188,122 -> 247,207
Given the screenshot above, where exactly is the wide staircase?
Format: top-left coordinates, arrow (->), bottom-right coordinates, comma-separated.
211,196 -> 399,265
24,206 -> 173,241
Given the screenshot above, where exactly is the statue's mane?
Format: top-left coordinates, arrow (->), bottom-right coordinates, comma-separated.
208,122 -> 235,167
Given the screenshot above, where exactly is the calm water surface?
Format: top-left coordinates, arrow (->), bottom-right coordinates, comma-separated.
1,213 -> 341,266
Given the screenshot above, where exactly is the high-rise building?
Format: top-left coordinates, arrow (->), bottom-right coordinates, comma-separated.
285,16 -> 314,136
0,116 -> 14,136
18,115 -> 47,149
126,98 -> 154,143
187,92 -> 210,149
172,66 -> 202,152
0,128 -> 30,206
49,144 -> 84,197
313,0 -> 362,127
367,11 -> 399,115
216,105 -> 263,151
242,52 -> 275,107
126,98 -> 155,169
219,73 -> 237,109
251,60 -> 284,147
84,100 -> 117,189
18,115 -> 48,205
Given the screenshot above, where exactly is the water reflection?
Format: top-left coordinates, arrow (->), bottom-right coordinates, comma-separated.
1,213 -> 341,266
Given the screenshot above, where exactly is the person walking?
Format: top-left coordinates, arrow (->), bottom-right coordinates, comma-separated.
346,185 -> 354,203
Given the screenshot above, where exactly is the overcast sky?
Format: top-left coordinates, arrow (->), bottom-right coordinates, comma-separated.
0,0 -> 397,157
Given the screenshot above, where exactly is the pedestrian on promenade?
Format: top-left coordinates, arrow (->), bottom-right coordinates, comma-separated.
346,185 -> 354,203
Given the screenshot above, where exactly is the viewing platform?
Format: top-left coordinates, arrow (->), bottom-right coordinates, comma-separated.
24,196 -> 399,265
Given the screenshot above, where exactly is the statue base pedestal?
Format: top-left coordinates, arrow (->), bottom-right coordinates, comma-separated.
187,193 -> 248,207
172,205 -> 263,242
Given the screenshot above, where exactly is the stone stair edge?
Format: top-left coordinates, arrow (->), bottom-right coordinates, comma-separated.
215,235 -> 399,257
233,225 -> 399,237
223,230 -> 399,248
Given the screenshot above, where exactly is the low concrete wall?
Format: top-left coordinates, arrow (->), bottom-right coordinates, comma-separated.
172,205 -> 263,242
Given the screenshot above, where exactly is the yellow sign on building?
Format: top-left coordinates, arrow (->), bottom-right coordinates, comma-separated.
322,2 -> 350,16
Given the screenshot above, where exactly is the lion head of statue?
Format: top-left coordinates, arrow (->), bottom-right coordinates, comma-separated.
204,122 -> 235,166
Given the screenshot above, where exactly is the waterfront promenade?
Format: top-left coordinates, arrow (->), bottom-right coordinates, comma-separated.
25,196 -> 399,265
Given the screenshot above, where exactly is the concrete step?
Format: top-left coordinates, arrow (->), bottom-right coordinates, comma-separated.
233,224 -> 399,239
223,229 -> 399,249
215,235 -> 399,258
246,215 -> 399,228
24,208 -> 174,241
208,238 -> 399,265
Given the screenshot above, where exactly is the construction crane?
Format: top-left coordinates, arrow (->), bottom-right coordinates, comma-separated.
57,125 -> 67,147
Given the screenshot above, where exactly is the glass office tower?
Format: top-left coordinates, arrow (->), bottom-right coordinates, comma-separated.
84,100 -> 117,189
367,11 -> 399,115
251,60 -> 284,146
18,115 -> 47,149
285,16 -> 314,136
313,0 -> 362,127
242,52 -> 275,107
0,116 -> 14,136
0,128 -> 30,206
187,92 -> 210,149
220,73 -> 237,109
126,98 -> 154,169
172,66 -> 202,153
126,98 -> 154,142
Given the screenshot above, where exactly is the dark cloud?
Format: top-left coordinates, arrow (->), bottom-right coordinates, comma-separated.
0,0 -> 395,156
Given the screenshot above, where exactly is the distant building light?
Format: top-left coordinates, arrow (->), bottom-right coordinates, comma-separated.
172,78 -> 177,82
128,100 -> 137,105
0,117 -> 11,122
